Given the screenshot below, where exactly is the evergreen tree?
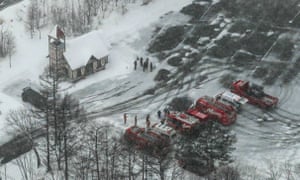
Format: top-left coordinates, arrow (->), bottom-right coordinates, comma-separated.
175,120 -> 236,176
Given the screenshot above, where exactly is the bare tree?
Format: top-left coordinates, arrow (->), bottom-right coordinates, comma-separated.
282,161 -> 296,180
266,160 -> 283,180
26,1 -> 35,38
237,165 -> 260,180
0,26 -> 16,62
84,0 -> 94,25
39,64 -> 65,171
169,162 -> 185,180
15,151 -> 39,180
37,89 -> 52,172
6,109 -> 42,169
207,165 -> 240,180
58,94 -> 87,180
66,124 -> 126,180
43,0 -> 146,36
145,145 -> 173,180
6,30 -> 16,68
26,0 -> 42,38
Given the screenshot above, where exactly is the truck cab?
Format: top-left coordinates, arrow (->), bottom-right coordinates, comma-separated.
215,91 -> 248,111
231,80 -> 278,109
166,112 -> 200,133
195,96 -> 237,125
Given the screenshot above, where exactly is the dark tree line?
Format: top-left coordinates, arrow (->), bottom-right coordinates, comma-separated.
220,0 -> 299,26
0,25 -> 16,67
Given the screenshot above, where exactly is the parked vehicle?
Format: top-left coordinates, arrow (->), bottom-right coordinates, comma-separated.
186,107 -> 209,122
21,87 -> 46,109
151,123 -> 176,139
124,126 -> 169,149
230,80 -> 278,109
194,96 -> 237,125
215,91 -> 248,111
166,112 -> 200,133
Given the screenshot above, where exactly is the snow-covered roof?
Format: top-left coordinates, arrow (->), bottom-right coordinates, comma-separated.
63,31 -> 109,70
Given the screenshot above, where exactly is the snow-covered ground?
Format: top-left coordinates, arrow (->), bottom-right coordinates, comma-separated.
1,0 -> 300,179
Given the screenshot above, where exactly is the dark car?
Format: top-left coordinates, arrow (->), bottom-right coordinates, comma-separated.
21,87 -> 46,109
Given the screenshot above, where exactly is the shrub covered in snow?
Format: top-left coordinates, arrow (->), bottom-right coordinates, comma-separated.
148,26 -> 185,53
167,55 -> 183,67
263,65 -> 286,85
241,31 -> 278,55
168,96 -> 193,112
228,19 -> 255,34
252,66 -> 268,78
208,35 -> 241,58
231,50 -> 257,67
272,36 -> 294,61
175,120 -> 236,176
219,74 -> 236,88
219,0 -> 299,26
180,3 -> 207,19
154,69 -> 170,82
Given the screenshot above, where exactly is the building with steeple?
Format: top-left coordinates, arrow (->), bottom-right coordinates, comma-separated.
48,25 -> 109,81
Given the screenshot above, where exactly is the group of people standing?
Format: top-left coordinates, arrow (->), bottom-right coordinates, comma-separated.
134,57 -> 153,72
123,113 -> 151,128
123,108 -> 170,128
157,108 -> 170,124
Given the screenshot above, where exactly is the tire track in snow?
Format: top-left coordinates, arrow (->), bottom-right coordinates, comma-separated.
84,62 -> 225,117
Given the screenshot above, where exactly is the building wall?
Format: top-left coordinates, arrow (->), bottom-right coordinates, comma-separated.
72,69 -> 77,79
65,63 -> 73,79
81,66 -> 86,75
93,61 -> 97,71
96,55 -> 108,71
86,55 -> 109,73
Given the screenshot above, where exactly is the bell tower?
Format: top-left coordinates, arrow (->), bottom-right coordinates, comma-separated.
48,25 -> 66,71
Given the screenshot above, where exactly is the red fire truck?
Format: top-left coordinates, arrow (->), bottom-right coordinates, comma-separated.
230,80 -> 278,109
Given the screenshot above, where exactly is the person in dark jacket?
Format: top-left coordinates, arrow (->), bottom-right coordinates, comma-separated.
150,62 -> 153,72
123,113 -> 127,124
145,58 -> 149,70
134,115 -> 137,126
157,110 -> 161,119
143,61 -> 147,72
134,60 -> 137,70
140,57 -> 143,67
